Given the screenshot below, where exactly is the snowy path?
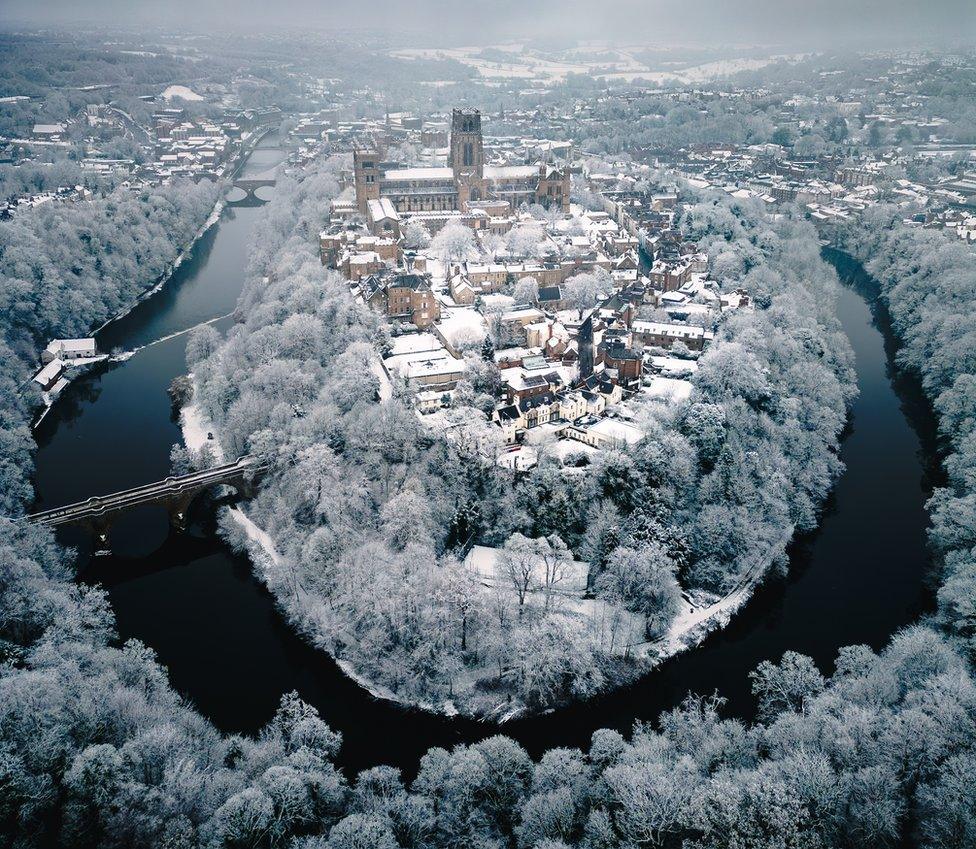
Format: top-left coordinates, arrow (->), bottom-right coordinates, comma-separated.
180,392 -> 283,570
631,531 -> 791,660
371,358 -> 393,401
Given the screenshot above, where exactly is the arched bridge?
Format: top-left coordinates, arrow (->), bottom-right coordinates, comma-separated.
232,178 -> 277,199
28,455 -> 269,548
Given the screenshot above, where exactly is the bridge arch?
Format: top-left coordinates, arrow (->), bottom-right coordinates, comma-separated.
231,178 -> 277,201
27,456 -> 268,549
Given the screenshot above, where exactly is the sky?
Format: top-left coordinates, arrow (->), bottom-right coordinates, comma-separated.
2,0 -> 974,48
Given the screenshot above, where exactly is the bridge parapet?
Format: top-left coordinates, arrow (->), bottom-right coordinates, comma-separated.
27,455 -> 269,545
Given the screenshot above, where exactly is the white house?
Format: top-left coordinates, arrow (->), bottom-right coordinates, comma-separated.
42,338 -> 97,363
33,358 -> 66,392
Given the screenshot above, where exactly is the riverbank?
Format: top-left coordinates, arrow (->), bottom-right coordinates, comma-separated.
28,197 -> 225,428
30,184 -> 937,774
90,126 -> 275,338
32,129 -> 280,430
178,376 -> 813,723
91,199 -> 226,336
179,391 -> 423,711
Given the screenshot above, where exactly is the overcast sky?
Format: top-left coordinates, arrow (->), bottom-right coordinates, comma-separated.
2,0 -> 974,48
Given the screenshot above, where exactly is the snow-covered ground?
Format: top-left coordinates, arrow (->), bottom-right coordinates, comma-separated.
179,386 -> 450,711
632,528 -> 793,663
162,85 -> 204,101
370,358 -> 393,402
181,393 -> 286,574
178,382 -> 787,718
597,54 -> 809,84
391,44 -> 808,86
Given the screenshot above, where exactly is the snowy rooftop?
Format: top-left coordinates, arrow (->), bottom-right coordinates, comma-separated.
484,164 -> 539,181
632,320 -> 708,340
367,197 -> 400,221
387,350 -> 466,381
646,376 -> 695,403
389,332 -> 444,357
34,358 -> 65,384
45,338 -> 96,355
383,167 -> 454,182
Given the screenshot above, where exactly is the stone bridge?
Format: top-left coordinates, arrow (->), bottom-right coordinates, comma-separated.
231,177 -> 277,199
28,456 -> 268,548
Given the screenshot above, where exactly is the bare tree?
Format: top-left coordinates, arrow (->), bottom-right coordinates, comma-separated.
539,534 -> 571,611
499,533 -> 536,613
512,275 -> 539,305
564,272 -> 601,318
432,222 -> 476,263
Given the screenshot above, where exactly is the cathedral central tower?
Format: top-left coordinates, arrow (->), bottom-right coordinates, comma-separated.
448,108 -> 484,181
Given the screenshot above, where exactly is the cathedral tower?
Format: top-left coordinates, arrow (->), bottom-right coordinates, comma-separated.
353,149 -> 380,214
448,108 -> 484,181
449,108 -> 485,209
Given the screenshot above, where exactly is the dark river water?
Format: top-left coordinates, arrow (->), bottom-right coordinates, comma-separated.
31,139 -> 940,777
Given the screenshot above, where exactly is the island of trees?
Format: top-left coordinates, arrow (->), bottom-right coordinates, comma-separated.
180,153 -> 856,717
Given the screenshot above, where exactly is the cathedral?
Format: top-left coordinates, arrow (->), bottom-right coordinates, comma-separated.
353,108 -> 570,220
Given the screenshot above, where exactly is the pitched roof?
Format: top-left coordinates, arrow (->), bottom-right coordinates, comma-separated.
537,286 -> 562,301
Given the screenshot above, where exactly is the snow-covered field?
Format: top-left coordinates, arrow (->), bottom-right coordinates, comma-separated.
391,44 -> 807,86
161,84 -> 204,101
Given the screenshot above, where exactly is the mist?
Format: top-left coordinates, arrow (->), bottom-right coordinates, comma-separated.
2,0 -> 974,48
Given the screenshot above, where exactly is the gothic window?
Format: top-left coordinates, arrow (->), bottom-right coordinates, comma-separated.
463,142 -> 473,166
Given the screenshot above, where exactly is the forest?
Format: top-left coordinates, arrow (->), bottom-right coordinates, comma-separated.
0,176 -> 220,517
2,519 -> 974,849
0,178 -> 221,368
0,185 -> 973,841
180,151 -> 857,717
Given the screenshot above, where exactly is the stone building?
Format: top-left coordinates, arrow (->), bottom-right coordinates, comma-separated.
354,108 -> 570,218
362,271 -> 441,329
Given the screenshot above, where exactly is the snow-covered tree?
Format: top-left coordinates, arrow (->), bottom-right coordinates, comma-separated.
512,275 -> 540,305
432,222 -> 476,262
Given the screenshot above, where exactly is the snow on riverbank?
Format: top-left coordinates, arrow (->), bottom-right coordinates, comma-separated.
632,528 -> 793,665
179,383 -> 791,718
181,396 -> 281,570
179,389 -> 455,712
89,126 -> 272,338
92,200 -> 226,335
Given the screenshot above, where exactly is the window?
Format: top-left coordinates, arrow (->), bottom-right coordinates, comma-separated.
463,142 -> 473,166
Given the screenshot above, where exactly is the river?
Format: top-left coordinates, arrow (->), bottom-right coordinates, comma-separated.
30,139 -> 941,777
